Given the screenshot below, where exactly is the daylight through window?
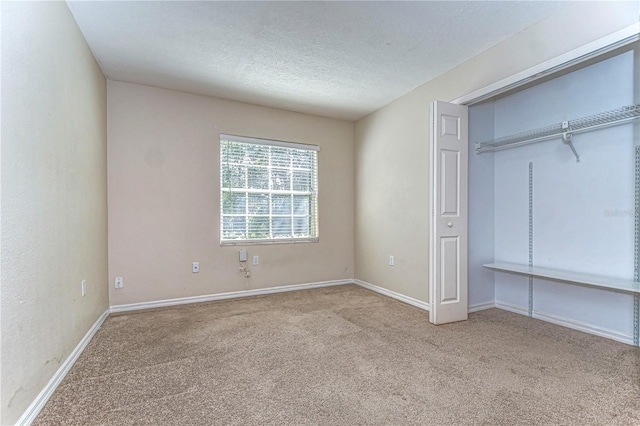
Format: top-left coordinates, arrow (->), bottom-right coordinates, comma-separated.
220,134 -> 319,244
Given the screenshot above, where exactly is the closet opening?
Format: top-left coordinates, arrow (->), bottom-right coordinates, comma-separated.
467,41 -> 640,346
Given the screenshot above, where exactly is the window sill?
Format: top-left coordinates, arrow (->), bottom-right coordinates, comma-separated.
220,237 -> 319,246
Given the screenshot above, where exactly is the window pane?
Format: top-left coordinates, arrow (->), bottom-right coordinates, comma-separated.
293,217 -> 310,236
271,147 -> 291,167
221,164 -> 246,189
245,144 -> 269,166
248,216 -> 270,239
293,195 -> 310,215
293,170 -> 312,191
222,216 -> 247,239
222,192 -> 247,214
292,150 -> 313,169
248,167 -> 269,189
271,168 -> 290,190
248,193 -> 269,215
272,217 -> 292,237
221,142 -> 246,164
272,194 -> 291,215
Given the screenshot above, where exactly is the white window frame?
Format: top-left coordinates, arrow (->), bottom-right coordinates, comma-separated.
219,134 -> 319,246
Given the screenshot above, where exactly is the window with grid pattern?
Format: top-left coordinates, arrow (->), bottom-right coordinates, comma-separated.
220,134 -> 319,244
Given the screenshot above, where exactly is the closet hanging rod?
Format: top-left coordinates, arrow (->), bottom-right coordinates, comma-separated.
475,104 -> 640,158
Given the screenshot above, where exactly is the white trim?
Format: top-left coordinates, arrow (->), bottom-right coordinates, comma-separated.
495,301 -> 633,346
110,279 -> 351,313
220,237 -> 318,246
354,279 -> 431,311
353,279 -> 497,314
495,300 -> 531,316
16,309 -> 110,426
468,301 -> 495,313
219,133 -> 320,151
533,309 -> 633,346
428,102 -> 437,322
453,23 -> 640,106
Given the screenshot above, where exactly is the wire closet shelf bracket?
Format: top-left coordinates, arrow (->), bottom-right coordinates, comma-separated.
475,104 -> 640,162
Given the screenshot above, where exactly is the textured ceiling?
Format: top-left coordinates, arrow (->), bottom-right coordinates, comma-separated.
67,1 -> 569,121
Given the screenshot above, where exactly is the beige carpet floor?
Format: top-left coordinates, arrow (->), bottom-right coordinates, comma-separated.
34,284 -> 639,425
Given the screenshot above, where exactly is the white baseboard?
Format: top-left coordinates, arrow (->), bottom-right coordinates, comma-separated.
494,300 -> 529,316
495,300 -> 634,346
16,309 -> 110,426
354,280 -> 499,314
109,279 -> 353,313
533,309 -> 633,346
354,279 -> 431,311
468,301 -> 495,313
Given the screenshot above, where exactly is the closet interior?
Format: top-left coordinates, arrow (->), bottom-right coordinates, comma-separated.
468,45 -> 640,346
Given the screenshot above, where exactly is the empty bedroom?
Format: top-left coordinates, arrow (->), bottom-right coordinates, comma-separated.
2,1 -> 639,425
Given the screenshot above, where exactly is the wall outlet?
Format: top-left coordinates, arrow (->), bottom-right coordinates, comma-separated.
389,255 -> 395,266
192,262 -> 200,273
115,276 -> 124,289
239,249 -> 248,262
81,279 -> 87,296
252,255 -> 259,266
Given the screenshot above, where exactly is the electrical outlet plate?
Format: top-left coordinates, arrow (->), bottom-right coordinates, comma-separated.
239,249 -> 248,262
192,262 -> 200,273
115,276 -> 124,289
389,255 -> 395,266
252,255 -> 259,265
81,280 -> 87,296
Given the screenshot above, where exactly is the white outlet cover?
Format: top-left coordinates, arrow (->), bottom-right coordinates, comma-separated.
115,276 -> 124,289
81,279 -> 87,296
252,255 -> 259,265
389,255 -> 395,266
192,262 -> 200,273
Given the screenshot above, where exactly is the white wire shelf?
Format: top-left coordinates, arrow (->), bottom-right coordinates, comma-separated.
475,104 -> 640,161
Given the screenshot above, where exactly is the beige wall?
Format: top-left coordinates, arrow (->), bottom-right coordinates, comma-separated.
107,81 -> 354,306
1,2 -> 108,424
354,1 -> 639,302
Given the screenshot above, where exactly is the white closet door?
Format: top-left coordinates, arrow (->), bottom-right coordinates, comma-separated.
429,101 -> 469,324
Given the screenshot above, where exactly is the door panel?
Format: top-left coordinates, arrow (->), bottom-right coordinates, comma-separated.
440,237 -> 460,303
430,101 -> 469,324
441,150 -> 460,216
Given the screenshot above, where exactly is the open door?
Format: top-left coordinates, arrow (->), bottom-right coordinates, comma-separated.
429,101 -> 469,324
